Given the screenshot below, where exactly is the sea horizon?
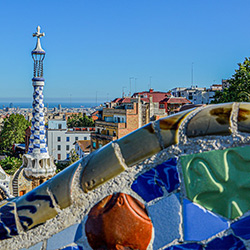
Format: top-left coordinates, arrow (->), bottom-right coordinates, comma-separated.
0,101 -> 102,109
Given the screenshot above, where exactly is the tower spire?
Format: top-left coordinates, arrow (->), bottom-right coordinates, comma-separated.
22,26 -> 56,180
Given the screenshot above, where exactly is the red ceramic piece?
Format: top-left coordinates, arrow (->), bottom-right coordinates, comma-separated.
85,193 -> 153,250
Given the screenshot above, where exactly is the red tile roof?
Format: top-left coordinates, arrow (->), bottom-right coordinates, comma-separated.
132,90 -> 171,102
160,97 -> 191,104
76,140 -> 91,152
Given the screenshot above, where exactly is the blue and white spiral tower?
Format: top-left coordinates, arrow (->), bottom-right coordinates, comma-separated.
23,26 -> 56,179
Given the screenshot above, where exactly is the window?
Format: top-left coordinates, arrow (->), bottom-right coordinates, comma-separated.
58,124 -> 62,129
58,154 -> 61,160
57,145 -> 61,151
66,145 -> 70,151
99,144 -> 103,148
66,153 -> 70,159
84,137 -> 87,140
66,137 -> 70,142
93,142 -> 96,149
159,104 -> 165,109
107,130 -> 109,136
75,137 -> 78,141
113,131 -> 116,136
57,137 -> 61,142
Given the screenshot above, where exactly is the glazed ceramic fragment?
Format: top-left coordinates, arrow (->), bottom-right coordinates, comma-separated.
238,103 -> 250,132
81,143 -> 126,192
157,109 -> 194,147
181,146 -> 250,220
186,103 -> 233,137
117,123 -> 161,166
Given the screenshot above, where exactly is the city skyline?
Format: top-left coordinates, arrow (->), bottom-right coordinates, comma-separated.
0,0 -> 250,102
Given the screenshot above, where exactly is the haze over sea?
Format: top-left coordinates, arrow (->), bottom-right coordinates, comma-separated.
0,102 -> 101,109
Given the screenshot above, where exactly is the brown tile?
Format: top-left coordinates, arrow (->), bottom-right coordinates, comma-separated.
186,103 -> 233,137
156,109 -> 195,147
85,193 -> 153,250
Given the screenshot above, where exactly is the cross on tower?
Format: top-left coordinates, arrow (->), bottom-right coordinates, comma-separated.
33,26 -> 45,39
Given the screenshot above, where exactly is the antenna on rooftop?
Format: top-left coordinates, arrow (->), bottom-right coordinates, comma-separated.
122,86 -> 127,97
191,62 -> 194,87
129,77 -> 134,97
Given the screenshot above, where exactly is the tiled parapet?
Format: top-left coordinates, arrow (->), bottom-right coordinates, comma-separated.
186,103 -> 233,137
3,102 -> 250,249
181,145 -> 250,220
85,193 -> 153,250
0,160 -> 80,239
131,157 -> 179,202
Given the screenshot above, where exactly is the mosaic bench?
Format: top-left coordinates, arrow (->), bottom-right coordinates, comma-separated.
1,102 -> 250,249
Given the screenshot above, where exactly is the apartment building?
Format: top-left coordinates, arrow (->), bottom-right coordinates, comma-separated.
46,119 -> 94,161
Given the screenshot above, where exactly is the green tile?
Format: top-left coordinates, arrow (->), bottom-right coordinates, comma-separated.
181,146 -> 250,220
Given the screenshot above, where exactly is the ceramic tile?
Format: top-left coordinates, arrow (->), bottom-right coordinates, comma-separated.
47,224 -> 80,250
206,234 -> 246,250
49,160 -> 80,209
59,246 -> 83,250
117,123 -> 161,167
28,242 -> 43,250
238,103 -> 250,133
131,158 -> 179,202
131,168 -> 164,202
81,143 -> 126,192
165,243 -> 203,250
74,224 -> 83,243
231,215 -> 250,239
183,199 -> 229,241
16,183 -> 58,231
156,109 -> 194,148
85,193 -> 152,250
181,145 -> 250,220
186,103 -> 233,137
156,157 -> 179,193
148,194 -> 181,249
0,202 -> 18,240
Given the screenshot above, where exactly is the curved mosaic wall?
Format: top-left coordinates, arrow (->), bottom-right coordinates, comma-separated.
1,102 -> 250,249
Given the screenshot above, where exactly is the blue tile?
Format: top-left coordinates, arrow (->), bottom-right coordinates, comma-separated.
63,246 -> 83,250
131,158 -> 179,202
148,194 -> 181,249
74,224 -> 83,243
231,215 -> 250,239
183,199 -> 229,241
47,224 -> 80,250
165,243 -> 203,250
156,157 -> 179,193
27,242 -> 43,250
206,234 -> 246,250
131,168 -> 164,202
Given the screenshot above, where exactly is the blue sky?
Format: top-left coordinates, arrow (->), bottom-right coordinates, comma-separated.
0,0 -> 250,103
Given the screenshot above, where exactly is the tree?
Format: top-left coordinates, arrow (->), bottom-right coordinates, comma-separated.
0,114 -> 31,155
213,57 -> 250,103
67,114 -> 94,128
0,156 -> 22,175
56,149 -> 80,173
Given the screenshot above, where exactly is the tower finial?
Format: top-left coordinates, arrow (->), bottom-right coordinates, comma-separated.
32,26 -> 45,54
